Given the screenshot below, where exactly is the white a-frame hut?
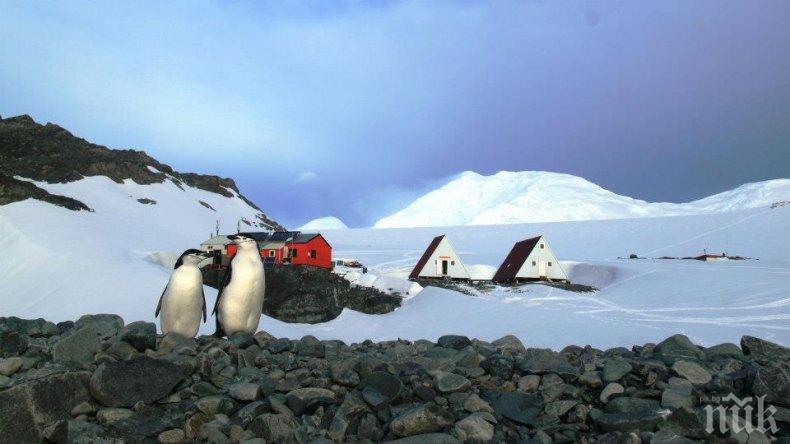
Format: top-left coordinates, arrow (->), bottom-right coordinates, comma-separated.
409,235 -> 471,280
492,235 -> 568,283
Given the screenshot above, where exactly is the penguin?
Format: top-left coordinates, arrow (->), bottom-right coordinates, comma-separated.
155,249 -> 210,338
213,234 -> 265,336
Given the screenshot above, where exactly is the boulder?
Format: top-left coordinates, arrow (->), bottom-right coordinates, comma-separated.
0,331 -> 28,358
248,413 -> 299,442
196,395 -> 237,416
600,382 -> 624,403
386,433 -> 461,444
520,348 -> 580,377
741,336 -> 790,365
284,387 -> 336,415
296,335 -> 325,357
0,317 -> 58,337
653,334 -> 704,364
360,371 -> 404,406
119,321 -> 156,352
602,357 -> 633,382
453,413 -> 495,442
0,371 -> 91,442
0,357 -> 23,376
390,404 -> 454,437
491,335 -> 526,354
671,360 -> 711,385
228,382 -> 261,402
90,356 -> 183,407
435,372 -> 471,394
492,392 -> 544,426
438,335 -> 471,350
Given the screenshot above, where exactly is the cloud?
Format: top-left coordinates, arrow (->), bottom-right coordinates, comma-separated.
295,171 -> 318,183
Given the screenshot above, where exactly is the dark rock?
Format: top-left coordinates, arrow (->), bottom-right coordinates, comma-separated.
0,331 -> 27,357
435,372 -> 471,394
248,413 -> 299,442
90,356 -> 183,407
229,331 -> 256,349
385,433 -> 461,443
119,321 -> 156,352
602,357 -> 633,382
492,335 -> 526,354
437,335 -> 471,350
594,410 -> 662,433
235,401 -> 270,428
296,335 -> 325,357
390,404 -> 454,437
492,392 -> 544,426
741,335 -> 790,365
284,387 -> 337,415
705,342 -> 744,360
360,371 -> 404,406
0,316 -> 58,337
483,355 -> 514,380
520,349 -> 580,377
196,395 -> 237,415
268,338 -> 294,354
653,334 -> 704,364
0,371 -> 91,442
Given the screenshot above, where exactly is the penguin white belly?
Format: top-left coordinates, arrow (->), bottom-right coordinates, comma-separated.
218,257 -> 265,335
160,266 -> 204,337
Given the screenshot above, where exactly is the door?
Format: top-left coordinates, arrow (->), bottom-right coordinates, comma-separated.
538,261 -> 547,278
442,260 -> 449,275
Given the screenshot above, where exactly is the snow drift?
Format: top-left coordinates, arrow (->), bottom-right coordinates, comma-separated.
375,171 -> 790,228
299,216 -> 349,231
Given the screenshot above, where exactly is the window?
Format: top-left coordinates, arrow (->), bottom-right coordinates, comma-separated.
310,250 -> 317,258
540,244 -> 544,249
548,262 -> 552,266
451,261 -> 455,265
291,249 -> 297,258
269,250 -> 275,257
532,261 -> 536,266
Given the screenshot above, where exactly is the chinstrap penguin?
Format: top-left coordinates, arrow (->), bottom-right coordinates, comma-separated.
156,249 -> 211,338
213,234 -> 265,336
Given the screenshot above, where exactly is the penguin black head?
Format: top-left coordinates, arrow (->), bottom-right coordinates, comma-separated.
228,234 -> 257,247
175,249 -> 210,269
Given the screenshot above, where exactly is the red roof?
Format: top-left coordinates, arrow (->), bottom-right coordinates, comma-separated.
492,236 -> 542,282
408,235 -> 445,280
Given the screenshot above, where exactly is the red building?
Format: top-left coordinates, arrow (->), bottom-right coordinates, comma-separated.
285,233 -> 333,269
217,231 -> 333,270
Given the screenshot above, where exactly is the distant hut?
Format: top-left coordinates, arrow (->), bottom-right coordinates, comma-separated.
409,235 -> 471,280
492,236 -> 568,283
694,253 -> 727,262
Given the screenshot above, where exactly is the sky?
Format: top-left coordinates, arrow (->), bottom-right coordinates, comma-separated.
1,1 -> 789,228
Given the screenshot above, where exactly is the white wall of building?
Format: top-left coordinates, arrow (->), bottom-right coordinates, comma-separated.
418,237 -> 471,279
516,237 -> 569,281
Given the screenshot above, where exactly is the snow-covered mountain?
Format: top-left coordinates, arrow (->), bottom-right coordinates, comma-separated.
375,171 -> 790,228
299,216 -> 349,231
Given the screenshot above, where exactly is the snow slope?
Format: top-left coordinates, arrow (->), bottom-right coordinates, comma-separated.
269,204 -> 790,348
1,177 -> 788,349
375,171 -> 790,228
0,175 -> 267,322
299,216 -> 348,231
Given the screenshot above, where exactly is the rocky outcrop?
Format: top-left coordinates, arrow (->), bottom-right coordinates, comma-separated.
0,315 -> 787,442
203,265 -> 403,324
0,174 -> 92,211
0,114 -> 283,228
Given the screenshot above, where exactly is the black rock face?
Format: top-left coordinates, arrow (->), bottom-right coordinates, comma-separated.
203,265 -> 403,324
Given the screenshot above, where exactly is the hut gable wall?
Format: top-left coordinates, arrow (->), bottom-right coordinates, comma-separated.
418,237 -> 471,279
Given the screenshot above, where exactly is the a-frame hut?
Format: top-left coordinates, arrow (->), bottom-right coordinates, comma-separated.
409,235 -> 471,280
492,236 -> 568,283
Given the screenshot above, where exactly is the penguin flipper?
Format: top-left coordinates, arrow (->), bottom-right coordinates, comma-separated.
155,285 -> 167,318
201,286 -> 207,322
212,262 -> 232,315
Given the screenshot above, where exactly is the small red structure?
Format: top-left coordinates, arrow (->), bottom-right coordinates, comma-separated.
286,233 -> 333,269
208,231 -> 333,270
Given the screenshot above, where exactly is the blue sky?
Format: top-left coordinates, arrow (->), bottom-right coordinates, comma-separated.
1,1 -> 789,228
